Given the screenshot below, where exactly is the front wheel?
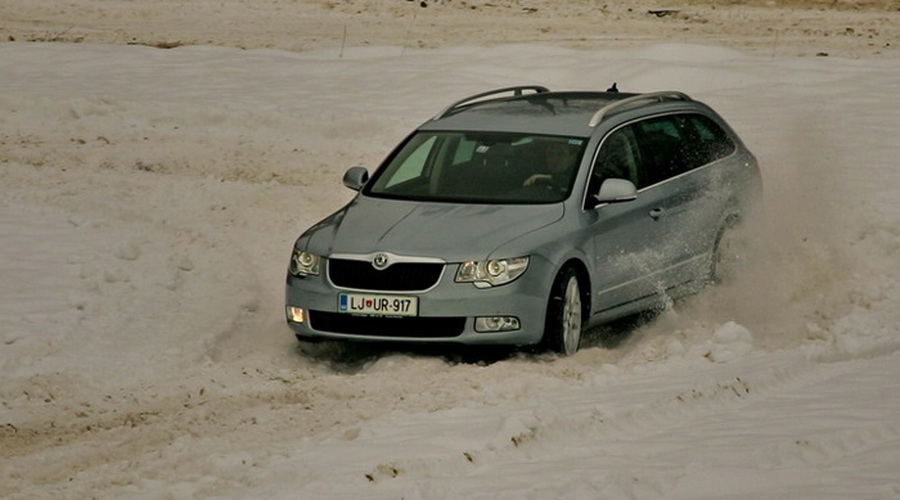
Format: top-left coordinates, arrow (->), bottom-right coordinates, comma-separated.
541,267 -> 584,356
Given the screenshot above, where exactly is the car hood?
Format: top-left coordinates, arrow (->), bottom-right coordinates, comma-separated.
302,196 -> 565,262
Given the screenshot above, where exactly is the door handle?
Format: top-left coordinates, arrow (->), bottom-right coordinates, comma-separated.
649,207 -> 665,220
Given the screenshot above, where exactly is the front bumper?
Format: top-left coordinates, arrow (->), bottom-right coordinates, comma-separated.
285,260 -> 553,347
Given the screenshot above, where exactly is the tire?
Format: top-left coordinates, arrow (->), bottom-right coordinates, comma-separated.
541,267 -> 584,356
710,221 -> 742,285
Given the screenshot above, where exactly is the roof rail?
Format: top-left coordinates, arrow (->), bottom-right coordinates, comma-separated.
433,85 -> 550,120
588,91 -> 691,127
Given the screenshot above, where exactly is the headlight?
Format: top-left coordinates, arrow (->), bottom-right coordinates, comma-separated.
455,256 -> 529,288
289,249 -> 321,276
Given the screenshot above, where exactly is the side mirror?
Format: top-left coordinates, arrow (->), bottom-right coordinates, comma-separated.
594,178 -> 637,205
342,166 -> 369,191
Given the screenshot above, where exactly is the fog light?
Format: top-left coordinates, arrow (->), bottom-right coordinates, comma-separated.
286,306 -> 305,323
475,316 -> 520,333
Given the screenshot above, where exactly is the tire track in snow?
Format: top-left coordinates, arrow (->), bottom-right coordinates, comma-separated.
0,195 -> 266,497
286,343 -> 900,499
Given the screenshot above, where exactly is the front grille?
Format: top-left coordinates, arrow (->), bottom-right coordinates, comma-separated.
309,311 -> 465,338
328,259 -> 444,292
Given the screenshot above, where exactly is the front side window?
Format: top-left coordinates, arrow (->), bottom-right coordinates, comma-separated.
631,115 -> 687,186
585,127 -> 642,209
365,131 -> 588,204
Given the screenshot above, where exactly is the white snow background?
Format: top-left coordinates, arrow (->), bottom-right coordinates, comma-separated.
2,42 -> 900,499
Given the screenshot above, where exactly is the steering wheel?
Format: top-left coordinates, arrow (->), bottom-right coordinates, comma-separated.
530,176 -> 561,192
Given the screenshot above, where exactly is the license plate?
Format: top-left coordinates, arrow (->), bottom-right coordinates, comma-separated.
338,293 -> 418,317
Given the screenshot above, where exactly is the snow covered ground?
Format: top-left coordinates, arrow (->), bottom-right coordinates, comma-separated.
2,36 -> 900,499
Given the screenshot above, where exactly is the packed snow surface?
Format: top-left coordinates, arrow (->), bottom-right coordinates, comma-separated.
2,41 -> 900,499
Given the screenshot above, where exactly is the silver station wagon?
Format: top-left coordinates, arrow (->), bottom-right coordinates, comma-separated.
286,86 -> 761,355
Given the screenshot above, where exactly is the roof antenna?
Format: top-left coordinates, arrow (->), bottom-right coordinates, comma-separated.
607,82 -> 619,93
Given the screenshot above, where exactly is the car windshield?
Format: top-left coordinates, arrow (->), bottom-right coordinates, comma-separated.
364,131 -> 587,204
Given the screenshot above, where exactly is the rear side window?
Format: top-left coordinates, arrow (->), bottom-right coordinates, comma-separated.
632,113 -> 735,187
683,114 -> 735,167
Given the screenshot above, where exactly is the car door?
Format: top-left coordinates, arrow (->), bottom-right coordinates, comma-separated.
631,113 -> 735,293
584,125 -> 672,316
585,112 -> 737,318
